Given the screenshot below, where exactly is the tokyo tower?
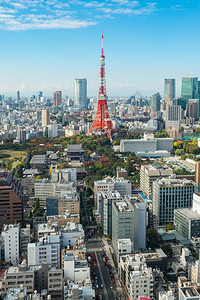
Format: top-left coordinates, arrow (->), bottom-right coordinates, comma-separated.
86,33 -> 116,141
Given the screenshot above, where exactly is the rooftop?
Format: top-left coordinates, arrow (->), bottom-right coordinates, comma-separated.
175,208 -> 200,220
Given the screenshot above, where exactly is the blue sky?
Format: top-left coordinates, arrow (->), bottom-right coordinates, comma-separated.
0,0 -> 200,97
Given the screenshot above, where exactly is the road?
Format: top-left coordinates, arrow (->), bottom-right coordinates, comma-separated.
86,240 -> 116,300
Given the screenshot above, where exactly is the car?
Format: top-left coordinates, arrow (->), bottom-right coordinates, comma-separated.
110,285 -> 113,289
101,284 -> 104,288
96,284 -> 99,288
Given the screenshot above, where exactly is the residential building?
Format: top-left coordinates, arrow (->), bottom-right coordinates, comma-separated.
28,234 -> 60,268
153,177 -> 196,225
0,171 -> 23,231
1,262 -> 63,299
74,78 -> 87,108
164,79 -> 175,105
42,109 -> 50,127
2,264 -> 35,296
2,224 -> 20,265
119,254 -> 154,300
181,76 -> 198,110
140,164 -> 173,200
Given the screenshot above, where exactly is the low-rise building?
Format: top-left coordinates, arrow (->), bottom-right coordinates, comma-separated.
64,253 -> 90,283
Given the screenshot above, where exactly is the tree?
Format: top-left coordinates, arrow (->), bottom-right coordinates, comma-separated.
146,228 -> 161,249
175,149 -> 184,156
162,244 -> 173,257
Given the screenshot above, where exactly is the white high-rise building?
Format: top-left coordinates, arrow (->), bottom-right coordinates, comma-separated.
74,78 -> 87,108
2,224 -> 20,265
47,123 -> 58,138
153,177 -> 196,225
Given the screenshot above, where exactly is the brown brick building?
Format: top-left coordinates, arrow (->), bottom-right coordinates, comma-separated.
0,171 -> 23,231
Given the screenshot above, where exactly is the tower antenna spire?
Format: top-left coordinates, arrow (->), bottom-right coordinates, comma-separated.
102,30 -> 104,56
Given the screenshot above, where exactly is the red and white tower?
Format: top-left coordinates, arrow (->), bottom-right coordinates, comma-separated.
86,34 -> 116,140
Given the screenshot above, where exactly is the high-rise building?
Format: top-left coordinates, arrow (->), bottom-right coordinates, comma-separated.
140,164 -> 173,200
195,161 -> 200,189
112,198 -> 146,253
0,171 -> 23,231
2,224 -> 20,265
74,78 -> 87,108
164,79 -> 175,105
151,93 -> 161,112
187,99 -> 199,120
17,91 -> 20,102
54,91 -> 62,107
47,124 -> 58,138
181,76 -> 198,110
153,177 -> 196,225
42,109 -> 50,127
38,91 -> 43,102
166,105 -> 182,129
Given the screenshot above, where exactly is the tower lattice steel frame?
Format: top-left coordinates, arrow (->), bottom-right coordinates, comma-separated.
86,34 -> 116,140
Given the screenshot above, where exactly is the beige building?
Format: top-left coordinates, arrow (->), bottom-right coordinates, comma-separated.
140,164 -> 173,200
195,161 -> 200,187
58,191 -> 80,215
42,109 -> 50,127
61,246 -> 86,269
47,214 -> 80,227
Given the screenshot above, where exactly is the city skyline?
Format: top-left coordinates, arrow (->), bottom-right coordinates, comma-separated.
0,1 -> 200,96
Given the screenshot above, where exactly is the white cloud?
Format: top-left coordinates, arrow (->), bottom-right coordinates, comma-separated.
10,2 -> 26,9
0,0 -> 158,31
